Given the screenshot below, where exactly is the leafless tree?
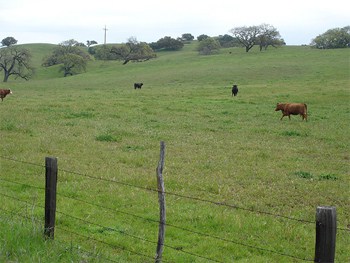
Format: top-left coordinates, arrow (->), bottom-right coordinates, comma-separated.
0,46 -> 34,82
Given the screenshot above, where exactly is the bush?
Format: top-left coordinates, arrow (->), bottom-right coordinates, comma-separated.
150,36 -> 184,51
311,26 -> 350,49
197,37 -> 221,55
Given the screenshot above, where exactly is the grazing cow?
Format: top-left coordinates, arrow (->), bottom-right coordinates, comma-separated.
134,83 -> 143,89
275,103 -> 308,121
232,84 -> 238,96
0,89 -> 12,101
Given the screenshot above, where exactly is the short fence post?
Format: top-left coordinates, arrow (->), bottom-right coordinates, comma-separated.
314,206 -> 337,263
155,141 -> 166,263
44,157 -> 58,239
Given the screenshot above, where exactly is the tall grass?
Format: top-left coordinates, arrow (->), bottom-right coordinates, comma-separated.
0,43 -> 349,262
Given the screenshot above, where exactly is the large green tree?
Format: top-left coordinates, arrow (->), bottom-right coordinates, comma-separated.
229,26 -> 261,52
110,37 -> 156,65
181,33 -> 194,42
197,37 -> 221,55
1,37 -> 18,47
42,39 -> 90,76
0,46 -> 34,82
59,54 -> 87,77
149,36 -> 184,51
216,34 -> 240,48
229,24 -> 284,52
256,24 -> 285,51
311,26 -> 350,49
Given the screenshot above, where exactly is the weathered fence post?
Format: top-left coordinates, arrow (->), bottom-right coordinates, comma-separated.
314,206 -> 337,263
155,141 -> 166,263
44,157 -> 58,239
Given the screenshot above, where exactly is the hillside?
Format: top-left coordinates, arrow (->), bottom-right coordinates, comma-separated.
0,43 -> 349,262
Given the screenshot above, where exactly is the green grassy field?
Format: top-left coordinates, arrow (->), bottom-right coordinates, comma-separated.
0,43 -> 349,262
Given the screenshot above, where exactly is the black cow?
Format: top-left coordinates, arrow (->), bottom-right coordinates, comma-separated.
134,83 -> 143,89
232,84 -> 238,96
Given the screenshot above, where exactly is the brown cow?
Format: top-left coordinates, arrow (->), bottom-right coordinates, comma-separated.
0,89 -> 12,101
275,103 -> 308,121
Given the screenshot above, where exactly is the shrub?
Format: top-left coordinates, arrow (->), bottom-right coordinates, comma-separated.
319,174 -> 338,181
197,37 -> 221,55
95,134 -> 120,142
295,171 -> 313,179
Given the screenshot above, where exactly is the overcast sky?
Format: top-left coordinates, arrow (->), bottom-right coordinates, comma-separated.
1,0 -> 349,46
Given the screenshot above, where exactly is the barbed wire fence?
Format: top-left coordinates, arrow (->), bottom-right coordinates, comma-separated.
0,144 -> 348,262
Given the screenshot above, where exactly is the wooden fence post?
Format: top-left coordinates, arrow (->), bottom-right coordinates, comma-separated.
155,141 -> 166,263
314,206 -> 337,263
44,157 -> 58,239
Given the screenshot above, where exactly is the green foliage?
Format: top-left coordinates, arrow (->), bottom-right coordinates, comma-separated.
197,37 -> 221,55
1,36 -> 18,47
181,33 -> 194,42
109,37 -> 156,65
311,26 -> 350,49
319,173 -> 338,181
89,45 -> 115,60
216,34 -> 240,48
257,24 -> 285,51
95,134 -> 120,142
197,34 -> 209,41
86,40 -> 98,47
42,40 -> 90,76
150,36 -> 184,51
281,130 -> 302,136
59,54 -> 87,77
229,25 -> 261,52
295,171 -> 313,179
229,24 -> 284,52
42,44 -> 90,67
295,171 -> 339,181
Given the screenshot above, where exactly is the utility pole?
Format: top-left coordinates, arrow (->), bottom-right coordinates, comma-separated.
103,25 -> 108,44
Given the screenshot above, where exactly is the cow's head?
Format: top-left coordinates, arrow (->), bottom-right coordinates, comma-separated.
275,103 -> 285,111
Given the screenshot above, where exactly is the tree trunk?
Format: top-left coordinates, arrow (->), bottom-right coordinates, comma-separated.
3,71 -> 10,82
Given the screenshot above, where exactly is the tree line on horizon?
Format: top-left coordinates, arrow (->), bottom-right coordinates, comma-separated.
0,25 -> 349,81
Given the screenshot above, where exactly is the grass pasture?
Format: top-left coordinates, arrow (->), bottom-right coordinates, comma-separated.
0,43 -> 349,262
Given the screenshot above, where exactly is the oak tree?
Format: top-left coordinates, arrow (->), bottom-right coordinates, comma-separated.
42,39 -> 90,76
311,26 -> 350,49
0,46 -> 34,82
110,37 -> 156,65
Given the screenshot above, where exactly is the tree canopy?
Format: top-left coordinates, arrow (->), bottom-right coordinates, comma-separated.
110,37 -> 156,65
149,36 -> 184,51
0,46 -> 34,82
197,34 -> 209,41
216,34 -> 240,48
256,24 -> 285,51
42,39 -> 90,76
197,37 -> 221,55
181,33 -> 194,42
1,37 -> 18,47
229,24 -> 284,52
311,26 -> 350,49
